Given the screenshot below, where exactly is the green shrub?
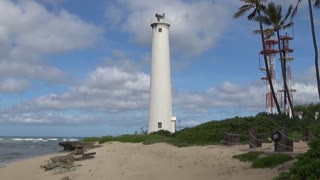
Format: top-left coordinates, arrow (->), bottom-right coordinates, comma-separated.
82,137 -> 100,142
150,130 -> 173,137
233,152 -> 293,169
251,153 -> 293,168
233,151 -> 264,162
83,104 -> 320,148
276,138 -> 320,179
97,136 -> 115,143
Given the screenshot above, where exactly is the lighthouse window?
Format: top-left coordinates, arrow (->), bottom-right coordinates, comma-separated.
158,28 -> 162,32
158,122 -> 162,129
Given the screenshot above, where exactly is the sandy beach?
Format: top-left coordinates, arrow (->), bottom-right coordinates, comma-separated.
0,142 -> 309,180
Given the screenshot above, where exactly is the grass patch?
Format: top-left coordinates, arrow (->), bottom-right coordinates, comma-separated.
233,151 -> 264,162
233,152 -> 293,169
251,153 -> 293,168
82,137 -> 100,142
275,138 -> 320,179
288,131 -> 303,141
83,134 -> 174,145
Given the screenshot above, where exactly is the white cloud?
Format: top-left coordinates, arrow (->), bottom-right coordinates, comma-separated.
0,0 -> 101,84
105,0 -> 236,55
13,60 -> 150,113
0,0 -> 101,54
175,81 -> 265,113
0,79 -> 29,93
0,112 -> 102,125
2,52 -> 319,126
0,61 -> 66,82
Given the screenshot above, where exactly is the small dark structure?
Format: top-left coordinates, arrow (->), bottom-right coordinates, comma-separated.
223,132 -> 240,146
249,129 -> 262,148
303,129 -> 313,142
272,129 -> 293,152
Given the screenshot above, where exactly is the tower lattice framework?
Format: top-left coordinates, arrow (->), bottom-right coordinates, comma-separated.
260,39 -> 278,113
279,34 -> 296,117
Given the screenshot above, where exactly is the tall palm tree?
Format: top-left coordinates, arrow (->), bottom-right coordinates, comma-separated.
234,0 -> 281,114
259,2 -> 295,116
293,0 -> 320,99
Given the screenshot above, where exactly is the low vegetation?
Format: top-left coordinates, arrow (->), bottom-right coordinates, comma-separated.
275,138 -> 320,180
233,151 -> 293,168
251,153 -> 293,168
82,104 -> 320,178
84,103 -> 320,147
232,151 -> 264,162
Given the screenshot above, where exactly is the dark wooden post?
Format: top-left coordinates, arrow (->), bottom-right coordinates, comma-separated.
303,129 -> 313,142
249,129 -> 262,148
223,132 -> 240,146
272,129 -> 293,152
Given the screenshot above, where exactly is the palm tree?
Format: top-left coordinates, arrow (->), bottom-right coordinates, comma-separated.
259,2 -> 295,116
234,0 -> 281,114
293,0 -> 320,99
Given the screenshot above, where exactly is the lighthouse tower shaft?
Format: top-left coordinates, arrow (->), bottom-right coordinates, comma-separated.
148,14 -> 176,133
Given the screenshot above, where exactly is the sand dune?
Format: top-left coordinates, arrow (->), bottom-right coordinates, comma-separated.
0,142 -> 309,180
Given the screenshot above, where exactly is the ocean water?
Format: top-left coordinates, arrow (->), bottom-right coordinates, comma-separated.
0,136 -> 81,168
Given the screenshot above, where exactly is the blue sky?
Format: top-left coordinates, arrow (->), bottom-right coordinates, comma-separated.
0,0 -> 319,137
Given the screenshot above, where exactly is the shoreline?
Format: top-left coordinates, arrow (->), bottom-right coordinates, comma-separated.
0,141 -> 309,180
0,136 -> 79,169
0,151 -> 66,169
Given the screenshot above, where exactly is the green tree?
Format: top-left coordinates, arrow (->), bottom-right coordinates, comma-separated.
258,2 -> 295,116
234,0 -> 281,114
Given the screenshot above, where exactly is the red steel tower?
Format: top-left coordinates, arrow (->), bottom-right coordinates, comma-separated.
260,39 -> 278,113
279,34 -> 296,117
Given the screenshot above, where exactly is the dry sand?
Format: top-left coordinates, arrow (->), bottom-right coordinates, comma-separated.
0,142 -> 309,180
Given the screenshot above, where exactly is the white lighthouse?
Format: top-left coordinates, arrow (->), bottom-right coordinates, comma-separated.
148,13 -> 176,133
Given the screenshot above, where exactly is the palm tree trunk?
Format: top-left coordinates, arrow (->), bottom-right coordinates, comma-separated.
308,0 -> 320,99
258,12 -> 281,114
276,31 -> 295,117
281,40 -> 287,107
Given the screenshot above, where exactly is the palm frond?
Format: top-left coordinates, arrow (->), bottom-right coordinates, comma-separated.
276,4 -> 283,24
283,21 -> 294,29
264,29 -> 275,39
240,0 -> 256,3
252,28 -> 274,40
233,5 -> 254,19
283,5 -> 293,23
264,2 -> 281,25
252,29 -> 261,34
291,0 -> 302,19
315,0 -> 320,8
248,9 -> 257,20
254,15 -> 271,26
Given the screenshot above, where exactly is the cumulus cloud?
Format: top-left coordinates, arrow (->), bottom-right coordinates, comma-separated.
13,60 -> 150,113
105,0 -> 236,55
175,81 -> 265,112
0,0 -> 101,87
0,79 -> 29,93
0,0 -> 100,54
0,61 -> 66,82
2,54 -> 319,126
0,112 -> 102,126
